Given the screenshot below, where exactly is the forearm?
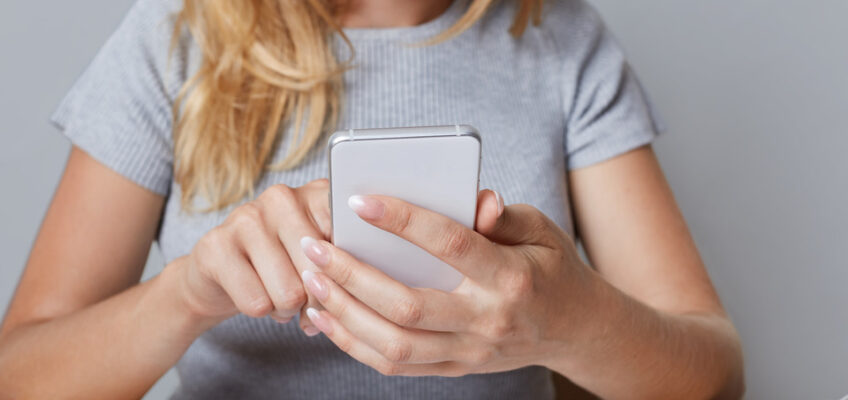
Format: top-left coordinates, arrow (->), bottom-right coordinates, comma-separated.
0,262 -> 213,399
545,275 -> 744,399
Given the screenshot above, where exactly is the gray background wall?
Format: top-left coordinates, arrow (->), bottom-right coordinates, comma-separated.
1,1 -> 845,399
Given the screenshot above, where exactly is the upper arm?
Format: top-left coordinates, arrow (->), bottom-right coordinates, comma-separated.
0,147 -> 165,336
568,145 -> 725,316
0,0 -> 186,335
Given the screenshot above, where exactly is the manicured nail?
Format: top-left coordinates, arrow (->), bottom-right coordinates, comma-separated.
306,307 -> 333,334
493,190 -> 504,216
271,315 -> 292,324
301,270 -> 328,301
348,195 -> 385,219
301,236 -> 329,267
303,326 -> 321,336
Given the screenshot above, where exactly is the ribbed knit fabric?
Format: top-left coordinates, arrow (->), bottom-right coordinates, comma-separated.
50,0 -> 662,398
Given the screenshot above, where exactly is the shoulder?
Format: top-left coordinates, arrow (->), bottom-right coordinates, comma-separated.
124,0 -> 183,27
110,0 -> 197,100
539,0 -> 610,59
541,0 -> 606,33
114,0 -> 184,45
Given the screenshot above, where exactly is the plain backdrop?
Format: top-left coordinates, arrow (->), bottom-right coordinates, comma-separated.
1,1 -> 846,399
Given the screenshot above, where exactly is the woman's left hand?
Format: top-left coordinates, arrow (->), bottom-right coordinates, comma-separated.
298,190 -> 602,376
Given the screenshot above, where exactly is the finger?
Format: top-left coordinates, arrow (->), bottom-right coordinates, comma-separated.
347,194 -> 505,284
302,270 -> 477,364
483,203 -> 563,247
305,307 -> 468,377
258,184 -> 328,333
232,205 -> 306,321
474,189 -> 503,235
302,178 -> 332,239
211,241 -> 274,318
301,236 -> 478,332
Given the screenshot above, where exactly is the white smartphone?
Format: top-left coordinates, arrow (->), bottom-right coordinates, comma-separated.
328,125 -> 481,292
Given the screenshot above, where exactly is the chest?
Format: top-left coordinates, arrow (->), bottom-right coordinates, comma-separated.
158,36 -> 572,264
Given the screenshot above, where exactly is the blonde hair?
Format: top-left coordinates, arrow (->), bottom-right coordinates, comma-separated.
173,0 -> 543,211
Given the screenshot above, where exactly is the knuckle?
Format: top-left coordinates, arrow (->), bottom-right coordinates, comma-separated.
481,315 -> 517,341
332,262 -> 355,287
195,228 -> 228,264
388,297 -> 423,327
499,267 -> 535,301
204,227 -> 228,246
332,296 -> 349,318
527,210 -> 550,232
520,205 -> 562,244
277,287 -> 307,310
440,226 -> 473,259
307,178 -> 329,190
381,337 -> 413,363
243,297 -> 273,318
392,205 -> 414,234
230,203 -> 263,229
468,347 -> 495,365
376,360 -> 401,376
261,184 -> 297,206
193,236 -> 213,260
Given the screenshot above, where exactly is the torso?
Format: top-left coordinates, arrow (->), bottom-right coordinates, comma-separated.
158,1 -> 595,398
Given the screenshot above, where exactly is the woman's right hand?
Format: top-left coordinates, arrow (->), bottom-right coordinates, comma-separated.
172,179 -> 332,335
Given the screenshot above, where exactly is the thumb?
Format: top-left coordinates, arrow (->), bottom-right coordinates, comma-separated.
474,189 -> 503,235
479,196 -> 558,246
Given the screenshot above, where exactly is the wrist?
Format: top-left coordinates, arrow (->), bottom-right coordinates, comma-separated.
158,257 -> 223,336
541,267 -> 625,374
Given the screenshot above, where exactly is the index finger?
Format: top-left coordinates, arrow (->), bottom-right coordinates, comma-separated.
258,184 -> 329,335
347,195 -> 504,284
301,236 -> 479,332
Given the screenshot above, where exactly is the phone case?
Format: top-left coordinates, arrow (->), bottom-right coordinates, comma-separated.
328,125 -> 481,292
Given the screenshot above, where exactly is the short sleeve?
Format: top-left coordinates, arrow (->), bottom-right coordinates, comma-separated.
50,0 -> 185,195
562,6 -> 664,170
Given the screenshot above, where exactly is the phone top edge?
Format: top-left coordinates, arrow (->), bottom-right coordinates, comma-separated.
328,125 -> 480,149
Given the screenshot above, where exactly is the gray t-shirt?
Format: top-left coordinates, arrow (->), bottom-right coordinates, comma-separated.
51,0 -> 662,398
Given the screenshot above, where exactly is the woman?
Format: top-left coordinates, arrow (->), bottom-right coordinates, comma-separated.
0,0 -> 744,398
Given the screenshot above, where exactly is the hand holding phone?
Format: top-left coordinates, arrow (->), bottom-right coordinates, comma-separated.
328,125 -> 481,292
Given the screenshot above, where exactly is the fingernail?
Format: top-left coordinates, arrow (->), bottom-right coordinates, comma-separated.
306,307 -> 333,334
271,315 -> 292,324
303,326 -> 321,336
301,236 -> 329,267
348,195 -> 384,220
493,190 -> 504,216
301,270 -> 328,301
